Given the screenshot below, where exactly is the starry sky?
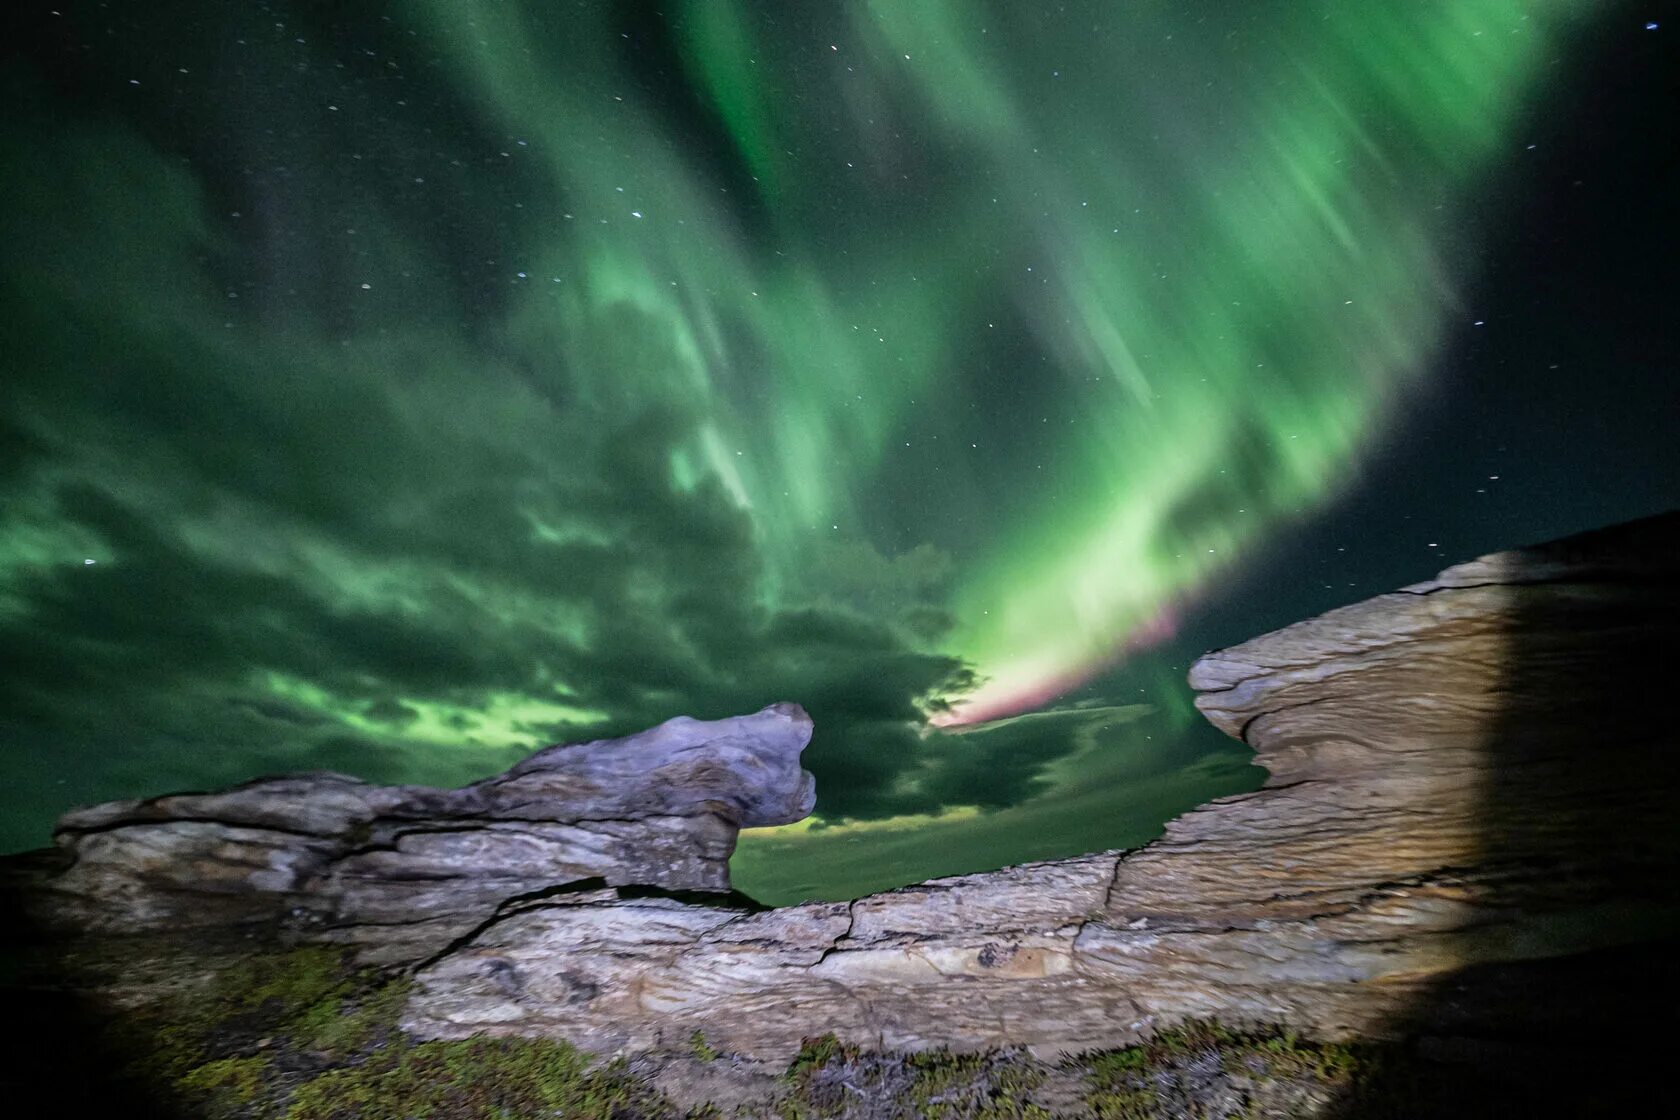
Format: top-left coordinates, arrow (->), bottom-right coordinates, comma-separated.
2,2 -> 1675,904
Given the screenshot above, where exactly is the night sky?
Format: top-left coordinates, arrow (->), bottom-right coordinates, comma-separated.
2,2 -> 1675,904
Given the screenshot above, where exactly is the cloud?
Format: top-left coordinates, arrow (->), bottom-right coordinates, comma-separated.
733,706 -> 1262,904
0,17 -> 1264,867
0,95 -> 1004,850
896,704 -> 1155,811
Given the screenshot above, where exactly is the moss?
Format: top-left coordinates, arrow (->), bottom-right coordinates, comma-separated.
775,1035 -> 861,1119
1248,1029 -> 1363,1083
293,973 -> 413,1055
113,963 -> 1389,1120
1081,1019 -> 1373,1118
690,1027 -> 720,1063
787,1033 -> 857,1079
176,1055 -> 272,1117
1088,1045 -> 1148,1078
1084,1042 -> 1162,1120
110,946 -> 418,1114
281,1036 -> 668,1120
1085,1084 -> 1159,1120
119,947 -> 355,1070
907,1048 -> 1047,1119
230,946 -> 353,1015
104,944 -> 676,1118
770,1040 -> 1053,1120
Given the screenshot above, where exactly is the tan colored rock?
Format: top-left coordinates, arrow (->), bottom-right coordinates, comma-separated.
411,852 -> 1124,1059
408,514 -> 1680,1058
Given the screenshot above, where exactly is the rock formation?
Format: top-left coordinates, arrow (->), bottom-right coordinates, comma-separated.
406,513 -> 1679,1059
6,514 -> 1677,1078
21,703 -> 815,962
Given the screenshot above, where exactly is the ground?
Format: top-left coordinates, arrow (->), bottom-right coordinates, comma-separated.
31,946 -> 1514,1120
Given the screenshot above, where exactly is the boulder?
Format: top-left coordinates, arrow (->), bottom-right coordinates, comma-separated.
24,702 -> 815,962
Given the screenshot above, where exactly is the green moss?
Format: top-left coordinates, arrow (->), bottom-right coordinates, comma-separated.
1086,1084 -> 1159,1120
1088,1045 -> 1148,1077
787,1033 -> 856,1079
110,946 -> 417,1114
776,1035 -> 859,1119
230,946 -> 353,1015
294,974 -> 413,1055
176,1055 -> 272,1116
1081,1019 -> 1372,1118
771,1040 -> 1053,1119
87,943 -> 688,1117
283,1036 -> 665,1120
907,1049 -> 974,1117
1084,1041 -> 1159,1119
690,1027 -> 720,1063
113,965 -> 1388,1120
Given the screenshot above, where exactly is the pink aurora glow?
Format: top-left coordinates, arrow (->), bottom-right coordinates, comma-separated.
930,604 -> 1183,728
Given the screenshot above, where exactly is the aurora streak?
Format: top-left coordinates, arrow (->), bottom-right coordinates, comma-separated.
417,0 -> 1582,722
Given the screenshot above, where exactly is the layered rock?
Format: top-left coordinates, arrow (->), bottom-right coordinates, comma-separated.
23,703 -> 815,962
411,851 -> 1127,1059
408,513 -> 1680,1058
9,516 -> 1676,1071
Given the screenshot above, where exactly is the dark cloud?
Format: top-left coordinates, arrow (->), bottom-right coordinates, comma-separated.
733,706 -> 1262,904
0,96 -> 1029,848
0,3 -> 1261,865
907,706 -> 1154,811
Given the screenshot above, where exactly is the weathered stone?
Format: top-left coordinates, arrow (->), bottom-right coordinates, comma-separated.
406,514 -> 1680,1059
7,515 -> 1675,1084
24,702 -> 815,961
411,852 -> 1122,1059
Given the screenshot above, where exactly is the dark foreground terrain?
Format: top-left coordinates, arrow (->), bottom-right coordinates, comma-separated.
9,940 -> 1672,1119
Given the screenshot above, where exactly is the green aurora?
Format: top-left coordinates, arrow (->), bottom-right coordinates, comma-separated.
412,0 -> 1587,723
0,0 -> 1647,901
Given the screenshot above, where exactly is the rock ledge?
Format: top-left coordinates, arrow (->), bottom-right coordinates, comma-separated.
24,702 -> 815,963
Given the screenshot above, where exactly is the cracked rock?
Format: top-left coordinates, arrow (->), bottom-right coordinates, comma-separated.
19,702 -> 815,962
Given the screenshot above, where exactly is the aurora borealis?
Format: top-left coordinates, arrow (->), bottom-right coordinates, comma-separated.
3,2 -> 1675,902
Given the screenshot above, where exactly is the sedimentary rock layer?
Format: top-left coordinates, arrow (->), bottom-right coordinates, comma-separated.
27,703 -> 815,961
408,514 -> 1680,1058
